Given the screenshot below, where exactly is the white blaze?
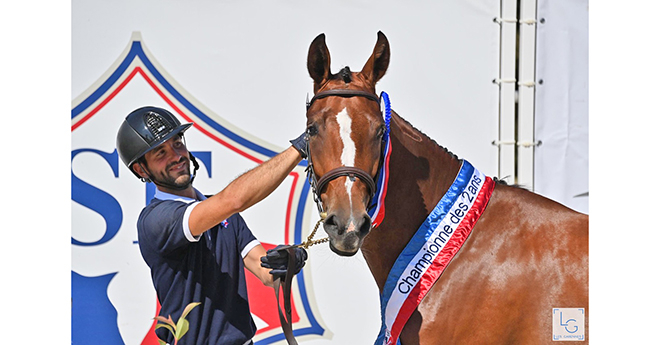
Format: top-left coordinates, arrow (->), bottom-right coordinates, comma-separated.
336,108 -> 355,211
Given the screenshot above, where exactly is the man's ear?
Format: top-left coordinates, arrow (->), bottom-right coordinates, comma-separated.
131,162 -> 149,180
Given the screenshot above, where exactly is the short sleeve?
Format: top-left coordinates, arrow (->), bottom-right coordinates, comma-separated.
138,200 -> 199,255
225,213 -> 258,258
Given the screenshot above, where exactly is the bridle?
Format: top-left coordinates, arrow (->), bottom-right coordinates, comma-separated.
274,90 -> 390,345
305,89 -> 385,216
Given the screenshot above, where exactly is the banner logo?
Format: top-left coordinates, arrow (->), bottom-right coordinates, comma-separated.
71,32 -> 326,344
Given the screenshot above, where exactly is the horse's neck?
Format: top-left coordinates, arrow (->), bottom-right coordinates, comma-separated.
362,111 -> 462,291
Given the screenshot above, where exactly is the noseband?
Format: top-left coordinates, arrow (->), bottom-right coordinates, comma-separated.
305,89 -> 384,215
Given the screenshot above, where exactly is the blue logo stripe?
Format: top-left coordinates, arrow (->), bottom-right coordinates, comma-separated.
133,43 -> 280,159
72,43 -> 138,118
73,40 -> 291,163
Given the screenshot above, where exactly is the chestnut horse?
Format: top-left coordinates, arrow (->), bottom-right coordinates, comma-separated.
304,32 -> 588,344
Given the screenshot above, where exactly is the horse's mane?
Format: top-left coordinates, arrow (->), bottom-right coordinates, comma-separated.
398,117 -> 523,188
492,177 -> 530,189
394,112 -> 459,161
396,116 -> 520,187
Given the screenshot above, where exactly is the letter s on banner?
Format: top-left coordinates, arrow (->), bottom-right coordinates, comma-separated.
71,148 -> 122,246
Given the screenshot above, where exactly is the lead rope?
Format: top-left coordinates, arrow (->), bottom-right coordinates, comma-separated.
294,214 -> 329,249
274,215 -> 329,344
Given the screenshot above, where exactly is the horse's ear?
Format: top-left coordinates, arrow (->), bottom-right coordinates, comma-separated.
307,33 -> 331,92
360,31 -> 390,85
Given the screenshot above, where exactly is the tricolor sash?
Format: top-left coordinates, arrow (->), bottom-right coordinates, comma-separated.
375,160 -> 495,345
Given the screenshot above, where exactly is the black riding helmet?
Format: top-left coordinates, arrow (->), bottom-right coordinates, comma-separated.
116,106 -> 198,187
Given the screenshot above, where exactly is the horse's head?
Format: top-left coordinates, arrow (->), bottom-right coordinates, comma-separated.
305,32 -> 390,256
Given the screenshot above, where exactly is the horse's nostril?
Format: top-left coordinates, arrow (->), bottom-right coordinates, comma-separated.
324,214 -> 338,229
359,215 -> 372,235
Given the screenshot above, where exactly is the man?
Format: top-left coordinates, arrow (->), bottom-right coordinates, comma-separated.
116,106 -> 308,345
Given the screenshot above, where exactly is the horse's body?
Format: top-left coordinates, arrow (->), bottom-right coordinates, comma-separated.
304,32 -> 588,344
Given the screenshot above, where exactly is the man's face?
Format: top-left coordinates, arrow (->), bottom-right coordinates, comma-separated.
139,135 -> 192,189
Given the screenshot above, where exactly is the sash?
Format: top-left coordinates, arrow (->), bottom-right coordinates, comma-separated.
375,160 -> 495,345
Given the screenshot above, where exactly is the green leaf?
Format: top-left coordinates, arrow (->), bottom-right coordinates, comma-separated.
154,323 -> 174,336
153,302 -> 201,343
174,302 -> 200,340
181,302 -> 201,320
154,315 -> 176,328
175,318 -> 190,340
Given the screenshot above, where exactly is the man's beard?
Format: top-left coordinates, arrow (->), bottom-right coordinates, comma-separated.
153,157 -> 192,190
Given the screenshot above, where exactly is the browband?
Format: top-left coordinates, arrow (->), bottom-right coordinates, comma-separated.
307,89 -> 381,110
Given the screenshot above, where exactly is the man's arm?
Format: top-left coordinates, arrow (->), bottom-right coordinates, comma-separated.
188,146 -> 302,236
243,244 -> 275,287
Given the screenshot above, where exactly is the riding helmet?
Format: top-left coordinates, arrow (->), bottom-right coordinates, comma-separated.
116,106 -> 193,178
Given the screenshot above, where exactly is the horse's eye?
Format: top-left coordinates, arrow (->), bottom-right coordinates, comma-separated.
307,125 -> 318,136
376,126 -> 386,139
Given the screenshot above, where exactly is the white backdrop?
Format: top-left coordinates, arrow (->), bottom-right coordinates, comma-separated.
534,0 -> 589,214
70,0 -> 588,344
72,0 -> 501,172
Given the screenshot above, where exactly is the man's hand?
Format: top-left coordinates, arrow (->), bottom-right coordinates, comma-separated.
289,132 -> 308,159
260,245 -> 308,280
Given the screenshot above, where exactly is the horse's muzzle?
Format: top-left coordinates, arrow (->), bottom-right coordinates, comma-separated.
323,213 -> 372,256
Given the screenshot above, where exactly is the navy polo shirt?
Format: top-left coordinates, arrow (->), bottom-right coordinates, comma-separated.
137,188 -> 260,345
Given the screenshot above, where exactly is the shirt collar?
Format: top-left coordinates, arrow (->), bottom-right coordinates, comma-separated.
154,188 -> 207,203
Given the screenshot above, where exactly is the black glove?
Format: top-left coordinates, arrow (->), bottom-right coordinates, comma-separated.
289,132 -> 308,159
260,245 -> 308,279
